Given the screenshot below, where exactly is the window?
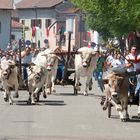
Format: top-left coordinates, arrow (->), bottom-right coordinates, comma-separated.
38,19 -> 42,28
21,20 -> 25,25
45,19 -> 51,28
31,19 -> 42,28
31,19 -> 35,27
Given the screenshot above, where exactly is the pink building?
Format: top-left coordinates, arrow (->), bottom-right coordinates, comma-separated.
14,0 -> 88,51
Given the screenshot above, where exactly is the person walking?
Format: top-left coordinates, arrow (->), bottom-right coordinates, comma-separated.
94,51 -> 106,92
125,46 -> 140,101
21,46 -> 32,88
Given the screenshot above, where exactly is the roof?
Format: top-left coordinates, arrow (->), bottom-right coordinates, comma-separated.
16,0 -> 63,9
63,7 -> 80,14
0,0 -> 13,10
12,20 -> 23,28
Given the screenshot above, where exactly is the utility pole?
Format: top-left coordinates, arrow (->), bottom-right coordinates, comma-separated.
63,31 -> 72,82
79,13 -> 82,48
33,6 -> 38,47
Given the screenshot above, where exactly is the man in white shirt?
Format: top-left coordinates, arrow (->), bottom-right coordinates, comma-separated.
21,47 -> 32,88
111,53 -> 125,68
125,46 -> 140,102
106,51 -> 114,68
125,46 -> 138,72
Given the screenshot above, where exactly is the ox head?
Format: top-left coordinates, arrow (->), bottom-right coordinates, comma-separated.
0,60 -> 16,80
103,73 -> 124,97
29,65 -> 45,83
78,47 -> 97,68
42,52 -> 60,71
46,54 -> 60,71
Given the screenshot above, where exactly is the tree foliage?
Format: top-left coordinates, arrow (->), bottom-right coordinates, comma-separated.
71,0 -> 140,39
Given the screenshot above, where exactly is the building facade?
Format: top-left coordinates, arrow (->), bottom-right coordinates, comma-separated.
15,0 -> 88,50
0,0 -> 13,50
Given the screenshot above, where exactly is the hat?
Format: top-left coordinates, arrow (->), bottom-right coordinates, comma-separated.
93,46 -> 99,52
25,45 -> 31,49
91,42 -> 96,47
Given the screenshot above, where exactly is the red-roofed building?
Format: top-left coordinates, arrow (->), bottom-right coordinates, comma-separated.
15,0 -> 70,49
14,0 -> 87,50
11,19 -> 29,41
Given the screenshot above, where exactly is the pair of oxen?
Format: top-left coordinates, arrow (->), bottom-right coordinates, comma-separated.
0,47 -> 98,105
1,47 -> 139,122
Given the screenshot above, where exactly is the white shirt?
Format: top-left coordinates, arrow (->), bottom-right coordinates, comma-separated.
106,55 -> 114,63
22,53 -> 32,64
125,53 -> 136,72
111,58 -> 125,68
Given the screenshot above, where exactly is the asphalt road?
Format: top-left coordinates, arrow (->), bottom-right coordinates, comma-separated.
0,77 -> 140,140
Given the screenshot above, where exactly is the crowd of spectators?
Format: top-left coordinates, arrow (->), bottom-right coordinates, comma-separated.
93,44 -> 140,104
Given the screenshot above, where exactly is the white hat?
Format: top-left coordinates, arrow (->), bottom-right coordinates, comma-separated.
93,46 -> 99,52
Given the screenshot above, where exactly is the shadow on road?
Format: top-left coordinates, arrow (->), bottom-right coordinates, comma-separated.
109,115 -> 140,123
54,92 -> 76,96
15,100 -> 66,106
54,92 -> 97,97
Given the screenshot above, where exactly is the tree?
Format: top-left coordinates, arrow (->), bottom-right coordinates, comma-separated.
71,0 -> 140,40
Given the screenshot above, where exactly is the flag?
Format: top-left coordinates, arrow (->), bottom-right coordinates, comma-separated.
46,27 -> 49,37
32,26 -> 36,37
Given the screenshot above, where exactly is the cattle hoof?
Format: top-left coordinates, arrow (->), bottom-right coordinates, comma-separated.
43,93 -> 47,98
83,92 -> 88,96
27,101 -> 31,105
100,96 -> 105,105
34,98 -> 37,102
126,114 -> 129,119
103,106 -> 107,110
89,87 -> 92,91
27,98 -> 31,105
9,102 -> 13,105
47,91 -> 51,95
137,112 -> 140,118
35,94 -> 40,102
121,118 -> 127,122
76,86 -> 80,91
52,89 -> 56,93
117,106 -> 122,111
31,102 -> 36,105
100,100 -> 104,106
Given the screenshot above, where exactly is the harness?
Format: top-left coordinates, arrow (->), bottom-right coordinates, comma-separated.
46,57 -> 57,70
46,64 -> 53,67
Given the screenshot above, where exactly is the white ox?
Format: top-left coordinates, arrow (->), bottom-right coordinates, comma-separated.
74,47 -> 98,95
0,59 -> 19,104
34,48 -> 59,95
102,72 -> 129,121
28,65 -> 47,104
